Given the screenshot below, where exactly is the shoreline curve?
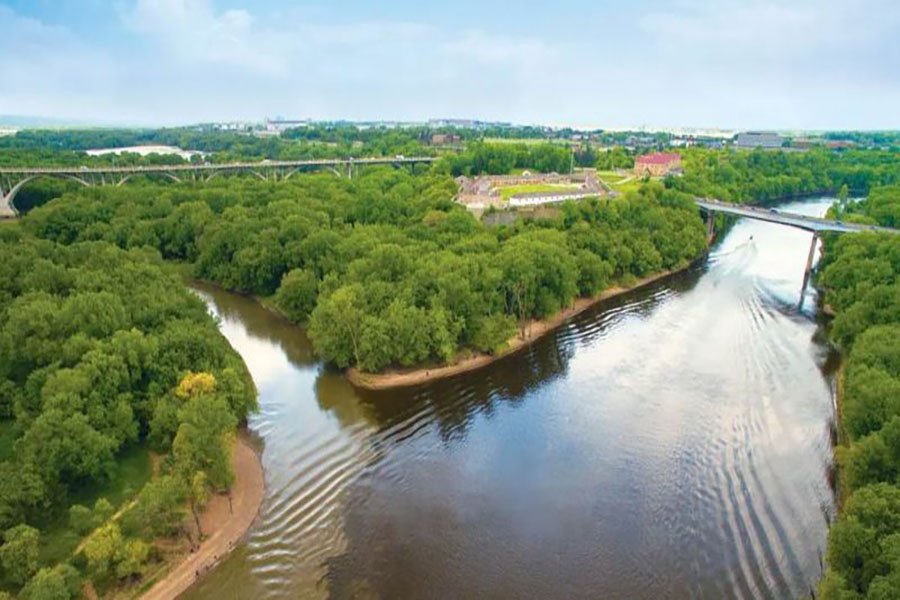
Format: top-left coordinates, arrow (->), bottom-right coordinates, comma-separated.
140,430 -> 264,600
347,263 -> 699,391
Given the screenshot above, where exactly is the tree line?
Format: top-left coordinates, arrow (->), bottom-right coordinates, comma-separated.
437,141 -> 574,176
665,147 -> 900,203
0,228 -> 256,598
815,184 -> 900,598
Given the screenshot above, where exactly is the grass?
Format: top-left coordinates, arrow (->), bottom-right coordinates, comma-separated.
37,445 -> 153,567
596,170 -> 628,184
611,178 -> 645,194
498,183 -> 581,201
595,170 -> 650,195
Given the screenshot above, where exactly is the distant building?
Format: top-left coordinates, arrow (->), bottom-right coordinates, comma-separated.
265,118 -> 310,133
431,133 -> 461,145
735,131 -> 784,149
508,190 -> 599,207
634,152 -> 682,177
428,118 -> 512,129
213,121 -> 252,132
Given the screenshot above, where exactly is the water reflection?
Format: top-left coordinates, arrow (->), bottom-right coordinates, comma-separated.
185,198 -> 838,600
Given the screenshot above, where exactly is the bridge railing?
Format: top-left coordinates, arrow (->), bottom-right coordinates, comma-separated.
0,156 -> 437,176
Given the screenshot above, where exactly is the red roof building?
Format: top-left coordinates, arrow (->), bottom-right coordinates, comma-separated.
634,152 -> 682,177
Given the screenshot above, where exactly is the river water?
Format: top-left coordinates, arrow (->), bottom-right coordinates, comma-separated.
185,198 -> 838,600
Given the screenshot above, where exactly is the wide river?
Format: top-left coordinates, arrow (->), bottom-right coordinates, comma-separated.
185,198 -> 838,600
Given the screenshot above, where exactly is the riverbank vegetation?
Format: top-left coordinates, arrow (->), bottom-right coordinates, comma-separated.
666,147 -> 899,203
0,226 -> 256,598
815,184 -> 900,598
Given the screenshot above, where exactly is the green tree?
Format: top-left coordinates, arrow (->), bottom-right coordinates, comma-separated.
123,475 -> 186,539
189,471 -> 210,539
471,313 -> 516,355
308,285 -> 367,367
93,497 -> 114,524
275,268 -> 318,322
83,522 -> 124,577
68,504 -> 94,535
19,564 -> 80,600
0,524 -> 39,585
172,382 -> 236,490
114,538 -> 150,580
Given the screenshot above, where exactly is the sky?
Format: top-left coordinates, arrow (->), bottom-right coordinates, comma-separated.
0,0 -> 898,130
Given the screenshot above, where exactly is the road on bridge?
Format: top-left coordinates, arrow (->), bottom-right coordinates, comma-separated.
695,198 -> 899,234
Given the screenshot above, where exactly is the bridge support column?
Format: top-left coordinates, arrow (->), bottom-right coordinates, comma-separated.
800,232 -> 820,303
0,190 -> 17,219
706,211 -> 715,242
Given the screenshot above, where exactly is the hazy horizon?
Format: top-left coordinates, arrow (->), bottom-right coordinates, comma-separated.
1,0 -> 898,130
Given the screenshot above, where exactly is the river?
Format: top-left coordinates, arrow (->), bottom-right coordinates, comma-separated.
184,198 -> 838,600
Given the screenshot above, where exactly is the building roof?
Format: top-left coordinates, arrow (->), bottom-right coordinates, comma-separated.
511,190 -> 595,200
735,131 -> 783,148
635,152 -> 681,165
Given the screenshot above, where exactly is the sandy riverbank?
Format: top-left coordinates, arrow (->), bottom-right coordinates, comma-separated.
140,431 -> 264,600
347,266 -> 691,390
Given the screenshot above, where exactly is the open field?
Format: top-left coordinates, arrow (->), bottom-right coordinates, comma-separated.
498,183 -> 581,201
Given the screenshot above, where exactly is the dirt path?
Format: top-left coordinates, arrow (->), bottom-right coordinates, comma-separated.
347,266 -> 690,390
141,433 -> 264,600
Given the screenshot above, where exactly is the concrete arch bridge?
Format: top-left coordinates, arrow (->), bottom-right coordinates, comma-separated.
0,156 -> 436,217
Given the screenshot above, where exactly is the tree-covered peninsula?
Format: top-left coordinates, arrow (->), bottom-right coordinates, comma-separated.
22,169 -> 707,375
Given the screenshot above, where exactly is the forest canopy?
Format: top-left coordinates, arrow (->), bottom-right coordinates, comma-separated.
22,169 -> 707,373
816,184 -> 900,599
0,229 -> 256,597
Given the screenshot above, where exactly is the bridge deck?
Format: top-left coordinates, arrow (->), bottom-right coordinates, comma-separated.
0,156 -> 436,177
695,198 -> 899,234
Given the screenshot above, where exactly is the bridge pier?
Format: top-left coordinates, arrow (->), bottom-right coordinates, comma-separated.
799,232 -> 820,303
706,211 -> 715,242
0,190 -> 16,218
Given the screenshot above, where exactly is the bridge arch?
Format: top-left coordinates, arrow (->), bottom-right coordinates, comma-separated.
1,174 -> 91,216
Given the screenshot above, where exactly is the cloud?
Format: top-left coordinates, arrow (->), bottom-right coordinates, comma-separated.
0,0 -> 897,128
0,5 -> 118,118
302,20 -> 434,45
639,0 -> 900,79
122,0 -> 294,75
441,30 -> 557,67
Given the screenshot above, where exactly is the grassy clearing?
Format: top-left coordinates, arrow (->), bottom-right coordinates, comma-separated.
498,183 -> 580,201
596,170 -> 628,184
611,178 -> 645,194
37,445 -> 153,567
595,170 -> 650,195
